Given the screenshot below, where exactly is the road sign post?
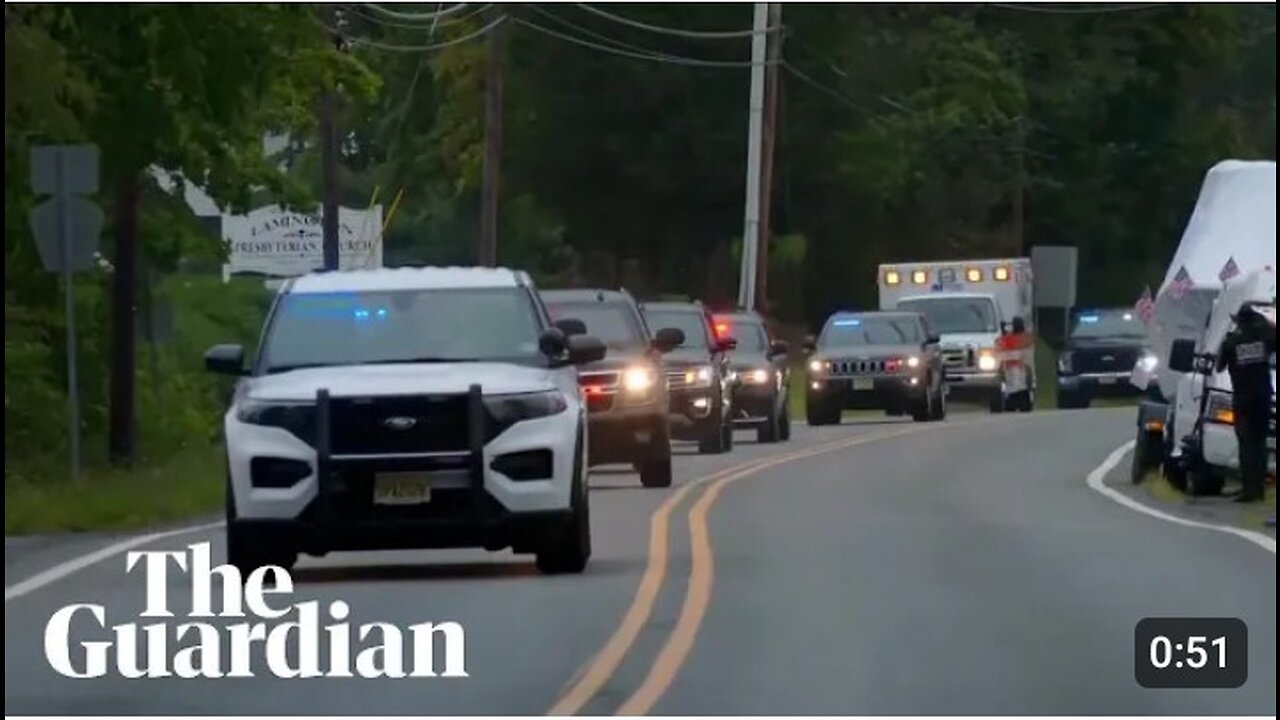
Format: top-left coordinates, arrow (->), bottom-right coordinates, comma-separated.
30,144 -> 101,484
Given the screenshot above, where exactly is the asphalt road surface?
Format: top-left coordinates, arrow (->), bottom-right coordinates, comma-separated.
5,407 -> 1276,715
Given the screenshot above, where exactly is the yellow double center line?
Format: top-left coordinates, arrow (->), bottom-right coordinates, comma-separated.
549,424 -> 934,716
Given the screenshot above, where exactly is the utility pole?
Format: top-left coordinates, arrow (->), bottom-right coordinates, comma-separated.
755,3 -> 782,314
478,19 -> 505,267
320,11 -> 346,271
737,2 -> 769,310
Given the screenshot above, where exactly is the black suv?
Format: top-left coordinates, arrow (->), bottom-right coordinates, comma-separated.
804,310 -> 946,424
713,309 -> 792,443
640,301 -> 737,454
543,289 -> 683,487
1057,307 -> 1154,409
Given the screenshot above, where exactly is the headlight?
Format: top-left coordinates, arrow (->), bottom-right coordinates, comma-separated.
622,365 -> 657,394
808,358 -> 827,374
977,349 -> 998,372
236,399 -> 315,440
1137,352 -> 1158,373
906,355 -> 920,369
742,368 -> 772,384
683,365 -> 714,387
1206,391 -> 1234,425
484,390 -> 568,428
1058,352 -> 1073,374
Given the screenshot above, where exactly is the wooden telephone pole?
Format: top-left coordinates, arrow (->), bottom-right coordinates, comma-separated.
755,3 -> 783,314
478,20 -> 505,267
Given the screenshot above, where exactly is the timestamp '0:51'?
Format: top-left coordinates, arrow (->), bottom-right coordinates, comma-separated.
1148,635 -> 1226,670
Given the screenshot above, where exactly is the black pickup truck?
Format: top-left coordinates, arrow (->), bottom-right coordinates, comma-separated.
1056,308 -> 1156,409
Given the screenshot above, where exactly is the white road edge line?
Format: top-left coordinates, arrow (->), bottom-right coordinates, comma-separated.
1087,441 -> 1276,554
4,521 -> 225,604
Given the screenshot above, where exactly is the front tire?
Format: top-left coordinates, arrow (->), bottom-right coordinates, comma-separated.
698,406 -> 730,454
758,399 -> 782,443
225,478 -> 296,579
807,396 -> 841,426
989,391 -> 1005,414
638,455 -> 673,488
1130,427 -> 1163,484
930,383 -> 948,421
537,438 -> 591,574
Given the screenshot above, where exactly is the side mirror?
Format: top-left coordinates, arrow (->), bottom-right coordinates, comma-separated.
768,340 -> 789,358
1168,338 -> 1196,374
653,327 -> 685,353
539,328 -> 569,359
205,344 -> 246,376
717,337 -> 738,353
554,318 -> 587,337
926,333 -> 941,345
567,334 -> 607,365
802,335 -> 817,353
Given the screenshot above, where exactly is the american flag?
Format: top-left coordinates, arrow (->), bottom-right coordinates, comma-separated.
1218,256 -> 1240,282
1167,265 -> 1193,300
1135,285 -> 1156,325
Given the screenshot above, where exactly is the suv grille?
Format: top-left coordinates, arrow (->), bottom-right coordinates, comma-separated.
830,358 -> 892,375
1073,348 -> 1140,374
330,395 -> 471,455
941,348 -> 971,369
666,370 -> 693,390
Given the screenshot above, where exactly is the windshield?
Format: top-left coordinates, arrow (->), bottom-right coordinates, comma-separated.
1070,310 -> 1147,340
721,320 -> 767,352
820,316 -> 921,347
644,310 -> 708,349
545,301 -> 647,349
898,297 -> 997,334
260,288 -> 543,372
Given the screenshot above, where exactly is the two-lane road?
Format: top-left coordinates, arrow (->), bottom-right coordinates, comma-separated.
5,408 -> 1275,715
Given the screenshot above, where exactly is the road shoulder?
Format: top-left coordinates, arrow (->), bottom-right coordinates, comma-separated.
1104,451 -> 1276,540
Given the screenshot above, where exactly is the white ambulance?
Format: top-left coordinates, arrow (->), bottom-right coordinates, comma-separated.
878,258 -> 1035,411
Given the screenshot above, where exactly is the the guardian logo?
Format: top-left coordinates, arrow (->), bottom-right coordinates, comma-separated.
43,542 -> 467,680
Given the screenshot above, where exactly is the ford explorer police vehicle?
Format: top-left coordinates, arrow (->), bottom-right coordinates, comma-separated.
879,258 -> 1034,412
205,267 -> 606,576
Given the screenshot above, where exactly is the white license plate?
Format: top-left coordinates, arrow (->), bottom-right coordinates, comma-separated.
373,473 -> 432,505
1098,376 -> 1117,386
852,377 -> 874,391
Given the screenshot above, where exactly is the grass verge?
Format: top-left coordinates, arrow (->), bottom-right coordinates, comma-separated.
5,441 -> 224,535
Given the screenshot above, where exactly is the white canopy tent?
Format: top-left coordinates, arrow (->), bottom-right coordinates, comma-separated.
1135,159 -> 1276,399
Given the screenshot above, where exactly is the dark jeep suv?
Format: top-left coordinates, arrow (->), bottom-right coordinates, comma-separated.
640,301 -> 737,454
543,289 -> 683,487
1057,307 -> 1155,409
714,309 -> 792,443
804,311 -> 946,424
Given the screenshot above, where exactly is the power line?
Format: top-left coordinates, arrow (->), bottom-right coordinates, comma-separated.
342,14 -> 507,53
989,3 -> 1168,14
362,3 -> 473,22
525,5 -> 733,62
786,32 -> 916,114
781,61 -> 885,122
341,3 -> 494,30
575,3 -> 780,40
514,17 -> 778,68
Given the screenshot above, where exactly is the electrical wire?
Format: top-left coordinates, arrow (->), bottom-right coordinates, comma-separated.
781,61 -> 885,121
989,3 -> 1168,14
787,33 -> 916,114
362,3 -> 473,22
575,3 -> 780,39
525,5 -> 728,62
341,3 -> 494,30
341,14 -> 507,52
514,17 -> 778,68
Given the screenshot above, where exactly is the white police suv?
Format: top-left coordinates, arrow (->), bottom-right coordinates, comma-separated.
205,267 -> 606,575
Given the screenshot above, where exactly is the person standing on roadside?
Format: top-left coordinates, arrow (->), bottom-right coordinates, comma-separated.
1215,304 -> 1277,504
